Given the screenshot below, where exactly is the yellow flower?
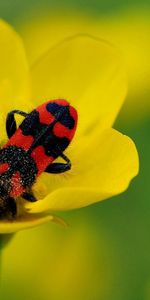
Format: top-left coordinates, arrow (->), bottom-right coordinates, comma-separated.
20,8 -> 150,123
0,20 -> 138,233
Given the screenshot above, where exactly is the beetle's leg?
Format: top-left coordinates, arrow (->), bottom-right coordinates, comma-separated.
45,153 -> 71,174
22,190 -> 37,202
6,110 -> 28,138
45,162 -> 71,174
6,197 -> 17,218
0,197 -> 17,219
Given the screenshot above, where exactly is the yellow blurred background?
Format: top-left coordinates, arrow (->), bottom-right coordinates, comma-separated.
0,1 -> 150,300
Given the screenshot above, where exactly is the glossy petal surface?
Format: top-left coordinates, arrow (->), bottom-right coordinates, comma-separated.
26,128 -> 139,212
0,20 -> 31,141
31,35 -> 127,138
0,213 -> 66,234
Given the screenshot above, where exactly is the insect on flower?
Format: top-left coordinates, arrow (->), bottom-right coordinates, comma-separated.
0,99 -> 78,219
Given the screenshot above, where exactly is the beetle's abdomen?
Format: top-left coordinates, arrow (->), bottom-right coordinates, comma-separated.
0,146 -> 37,197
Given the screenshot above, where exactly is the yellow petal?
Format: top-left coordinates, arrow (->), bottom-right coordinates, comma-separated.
0,20 -> 31,108
0,213 -> 66,234
19,10 -> 91,64
0,20 -> 32,141
31,35 -> 127,137
26,128 -> 139,212
20,9 -> 150,123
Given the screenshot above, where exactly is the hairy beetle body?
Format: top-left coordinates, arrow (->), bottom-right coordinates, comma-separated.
0,99 -> 77,218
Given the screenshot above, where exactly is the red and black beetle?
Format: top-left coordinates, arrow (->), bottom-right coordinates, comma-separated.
0,99 -> 78,219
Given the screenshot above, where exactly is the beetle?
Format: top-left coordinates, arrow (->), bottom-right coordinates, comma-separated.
0,99 -> 78,219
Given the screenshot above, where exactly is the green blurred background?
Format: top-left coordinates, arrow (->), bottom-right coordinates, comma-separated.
0,1 -> 150,300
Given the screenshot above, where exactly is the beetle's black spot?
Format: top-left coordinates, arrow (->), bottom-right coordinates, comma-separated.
19,110 -> 41,136
20,109 -> 70,158
46,102 -> 75,129
46,102 -> 59,115
43,134 -> 70,158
